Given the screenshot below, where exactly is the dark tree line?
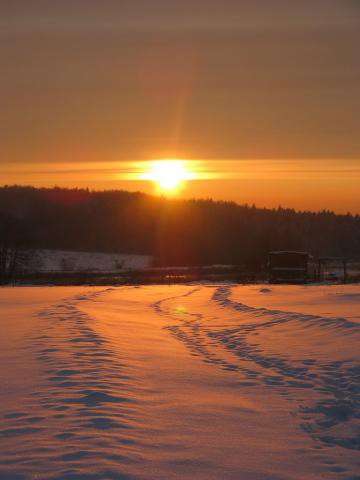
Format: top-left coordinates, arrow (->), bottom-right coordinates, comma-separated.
0,185 -> 359,270
0,211 -> 36,280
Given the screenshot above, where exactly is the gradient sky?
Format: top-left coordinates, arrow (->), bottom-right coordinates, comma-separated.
1,1 -> 360,212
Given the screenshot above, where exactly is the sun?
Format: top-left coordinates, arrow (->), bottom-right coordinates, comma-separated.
142,159 -> 194,193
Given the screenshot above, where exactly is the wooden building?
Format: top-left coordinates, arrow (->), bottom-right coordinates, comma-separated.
268,251 -> 311,284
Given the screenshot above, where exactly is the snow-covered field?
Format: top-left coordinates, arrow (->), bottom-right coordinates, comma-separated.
0,284 -> 359,480
28,250 -> 153,273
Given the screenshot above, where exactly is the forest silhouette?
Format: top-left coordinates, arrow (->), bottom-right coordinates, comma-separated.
0,185 -> 359,268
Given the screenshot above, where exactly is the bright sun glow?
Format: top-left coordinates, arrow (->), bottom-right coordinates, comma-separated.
142,159 -> 195,193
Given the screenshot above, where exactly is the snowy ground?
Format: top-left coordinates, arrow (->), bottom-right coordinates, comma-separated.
0,284 -> 359,480
28,250 -> 153,273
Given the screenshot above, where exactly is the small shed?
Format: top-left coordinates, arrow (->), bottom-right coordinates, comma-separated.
268,251 -> 310,284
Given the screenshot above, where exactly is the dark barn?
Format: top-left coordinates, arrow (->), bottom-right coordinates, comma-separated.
268,251 -> 311,284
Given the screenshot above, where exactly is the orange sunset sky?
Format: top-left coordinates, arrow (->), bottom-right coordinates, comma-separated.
1,1 -> 360,213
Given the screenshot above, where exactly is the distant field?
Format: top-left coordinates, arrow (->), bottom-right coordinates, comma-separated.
27,249 -> 153,273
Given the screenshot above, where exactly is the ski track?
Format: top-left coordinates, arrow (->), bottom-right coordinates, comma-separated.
154,285 -> 360,454
0,288 -> 140,480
